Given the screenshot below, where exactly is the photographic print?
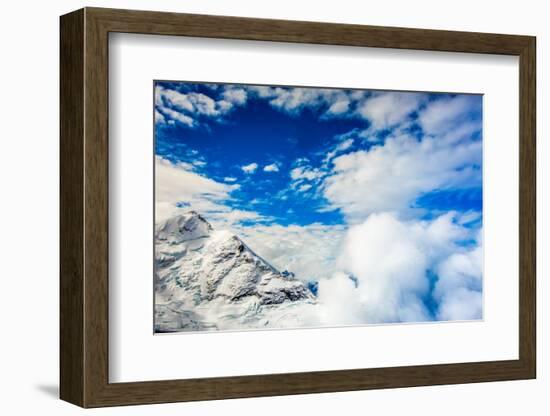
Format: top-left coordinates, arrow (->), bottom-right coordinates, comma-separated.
154,81 -> 483,333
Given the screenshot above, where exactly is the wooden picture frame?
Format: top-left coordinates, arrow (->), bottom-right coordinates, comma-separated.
60,7 -> 536,408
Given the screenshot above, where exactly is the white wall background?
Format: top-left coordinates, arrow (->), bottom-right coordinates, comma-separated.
0,0 -> 545,414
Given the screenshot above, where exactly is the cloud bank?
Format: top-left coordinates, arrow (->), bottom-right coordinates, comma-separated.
316,212 -> 482,324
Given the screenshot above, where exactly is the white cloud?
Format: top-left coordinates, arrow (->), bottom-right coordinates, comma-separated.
456,210 -> 482,226
290,166 -> 323,181
192,160 -> 207,167
208,209 -> 267,226
324,138 -> 354,162
263,163 -> 280,172
155,85 -> 249,128
155,156 -> 232,221
266,87 -> 324,113
315,272 -> 363,325
434,238 -> 483,321
246,87 -> 477,134
222,87 -> 248,105
288,163 -> 326,199
241,162 -> 258,174
323,129 -> 481,221
247,86 -> 353,118
436,287 -> 482,321
357,92 -> 426,130
154,109 -> 166,125
326,99 -> 350,115
223,176 -> 237,182
419,95 -> 481,136
336,138 -> 354,151
155,157 -> 261,228
158,107 -> 195,127
316,212 -> 482,324
160,88 -> 218,116
248,85 -> 274,98
158,87 -> 194,112
316,93 -> 482,222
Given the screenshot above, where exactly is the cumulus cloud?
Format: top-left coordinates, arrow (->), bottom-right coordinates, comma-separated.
315,272 -> 361,325
159,87 -> 218,116
434,238 -> 483,321
258,87 -> 327,113
158,107 -> 195,127
356,91 -> 426,130
246,86 -> 429,127
241,162 -> 258,174
263,163 -> 280,172
322,127 -> 481,221
163,85 -> 475,141
316,212 -> 482,324
155,84 -> 248,127
222,87 -> 248,105
247,86 -> 356,118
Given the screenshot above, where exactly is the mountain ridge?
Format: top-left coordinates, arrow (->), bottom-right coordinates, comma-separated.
154,211 -> 317,332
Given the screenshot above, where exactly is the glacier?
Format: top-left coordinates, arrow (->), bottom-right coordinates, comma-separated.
154,211 -> 318,332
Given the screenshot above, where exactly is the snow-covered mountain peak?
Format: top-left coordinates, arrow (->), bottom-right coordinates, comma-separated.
155,211 -> 317,332
156,210 -> 213,244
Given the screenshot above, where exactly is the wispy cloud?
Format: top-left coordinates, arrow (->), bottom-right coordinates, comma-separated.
155,156 -> 266,228
290,165 -> 324,182
155,156 -> 234,221
297,184 -> 312,193
324,138 -> 354,162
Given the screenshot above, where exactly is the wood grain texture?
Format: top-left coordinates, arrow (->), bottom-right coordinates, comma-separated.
518,38 -> 537,376
59,8 -> 85,407
59,7 -> 537,408
83,10 -> 110,406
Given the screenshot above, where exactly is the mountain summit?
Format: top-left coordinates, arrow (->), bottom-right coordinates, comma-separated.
155,211 -> 317,332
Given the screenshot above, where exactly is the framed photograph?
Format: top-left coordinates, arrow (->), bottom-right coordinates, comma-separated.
60,7 -> 536,408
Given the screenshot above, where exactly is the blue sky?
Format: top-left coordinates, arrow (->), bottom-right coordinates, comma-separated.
154,81 -> 482,229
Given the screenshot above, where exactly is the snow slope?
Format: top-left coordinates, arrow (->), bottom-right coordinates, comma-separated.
154,211 -> 317,332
